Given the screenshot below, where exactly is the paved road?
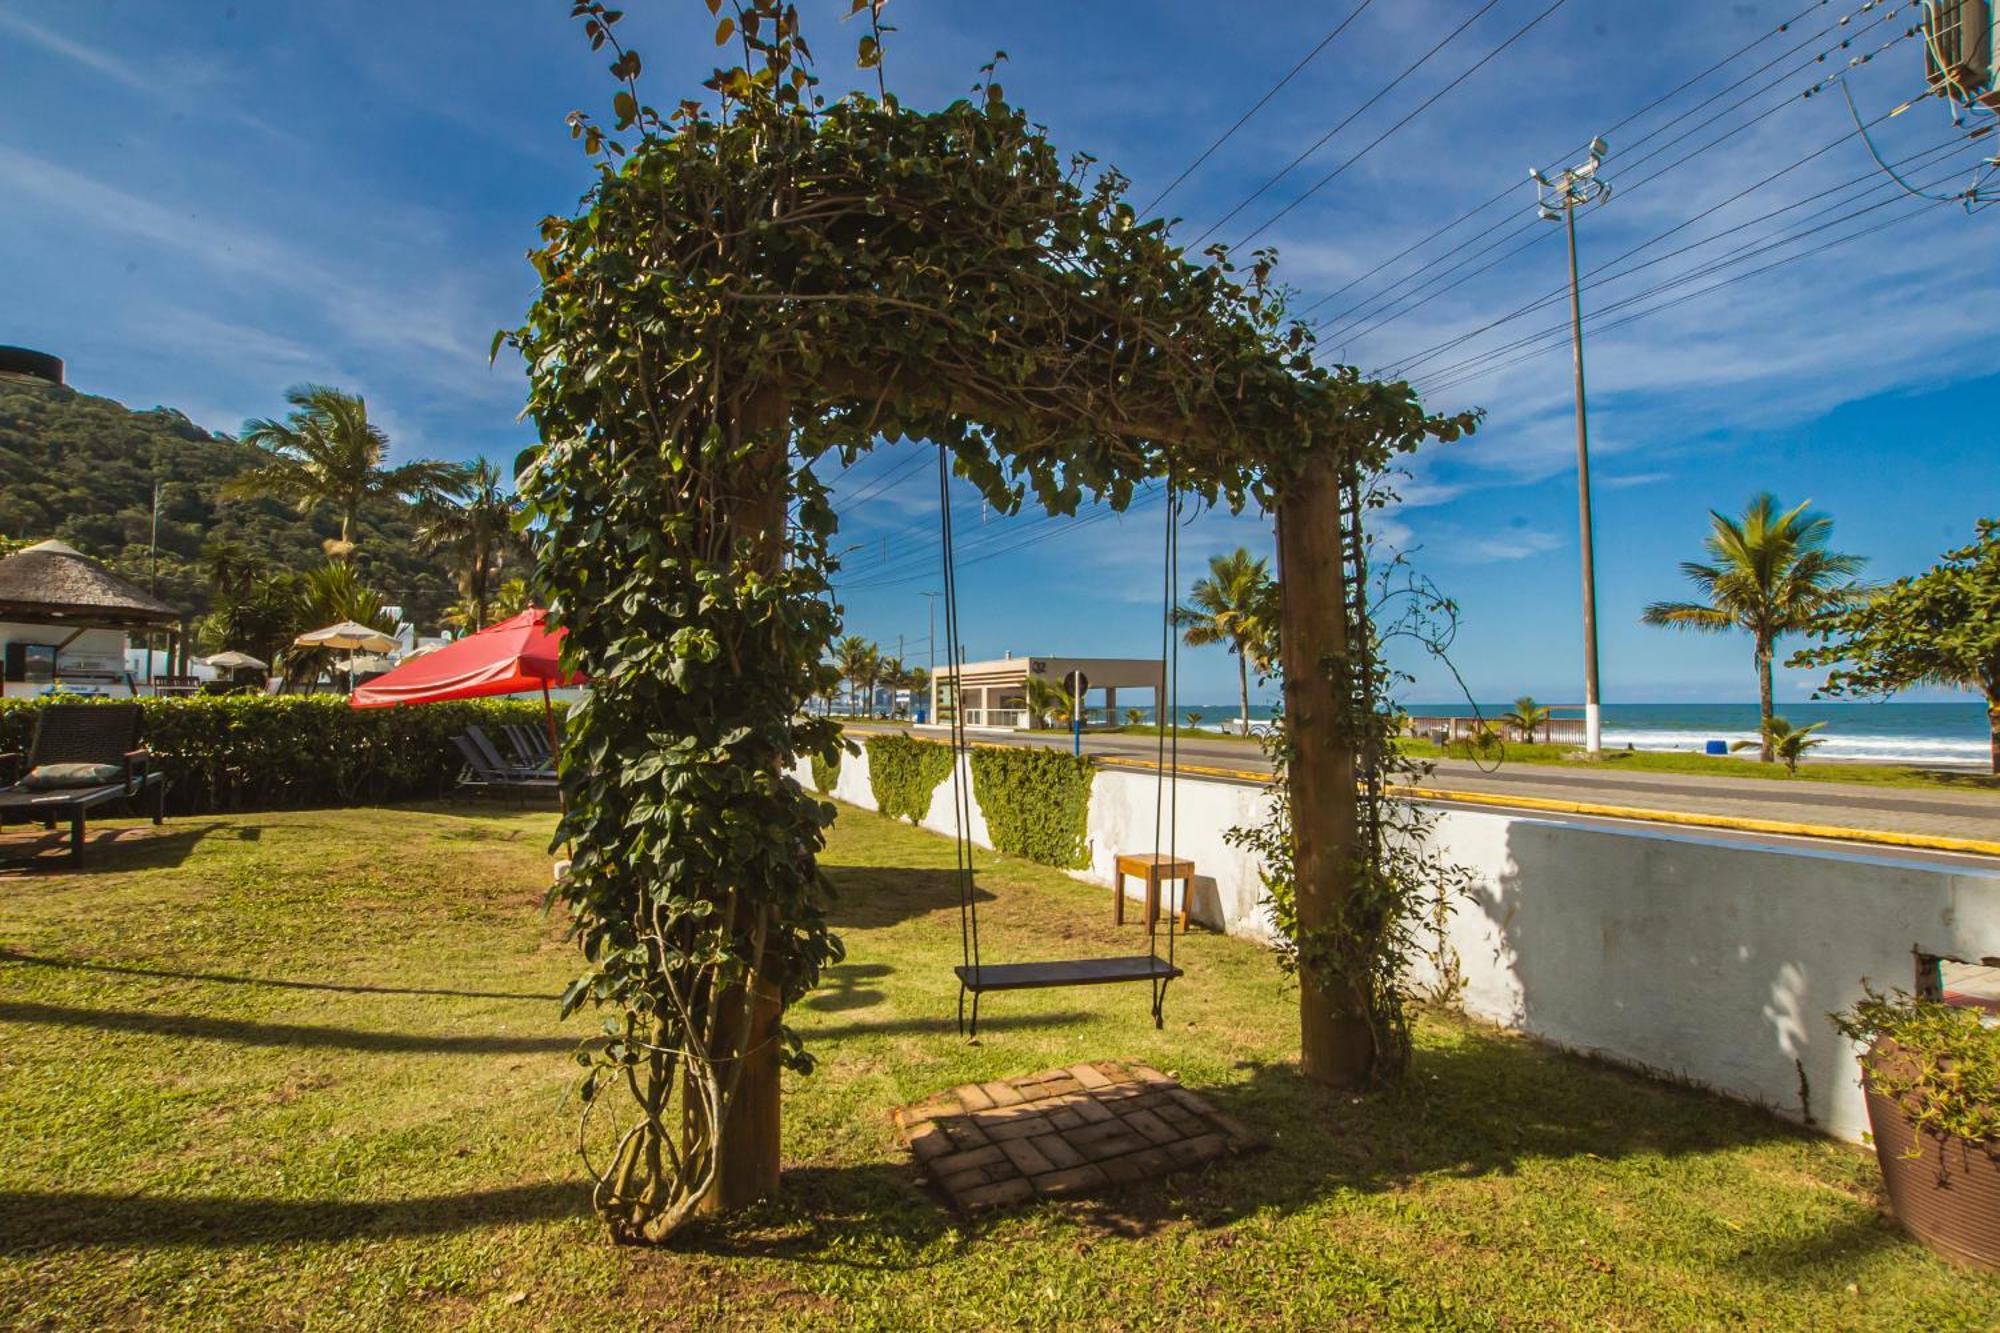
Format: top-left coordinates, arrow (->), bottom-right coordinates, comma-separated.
846,723 -> 2000,867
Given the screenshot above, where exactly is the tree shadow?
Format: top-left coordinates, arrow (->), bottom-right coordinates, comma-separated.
668,1164 -> 962,1269
798,1010 -> 1091,1041
1046,1041 -> 1813,1242
0,949 -> 552,1003
821,864 -> 991,930
802,962 -> 894,1013
0,821 -> 247,875
0,1181 -> 588,1255
0,1000 -> 580,1056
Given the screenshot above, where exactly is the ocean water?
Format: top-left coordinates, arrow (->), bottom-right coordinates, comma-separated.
1148,701 -> 1992,768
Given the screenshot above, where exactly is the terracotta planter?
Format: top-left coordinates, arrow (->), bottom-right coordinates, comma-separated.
1862,1039 -> 2000,1271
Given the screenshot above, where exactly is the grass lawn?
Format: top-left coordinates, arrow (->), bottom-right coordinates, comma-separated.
2,803 -> 1995,1329
1400,739 -> 2000,794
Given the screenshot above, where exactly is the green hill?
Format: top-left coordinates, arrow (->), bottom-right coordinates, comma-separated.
0,380 -> 456,628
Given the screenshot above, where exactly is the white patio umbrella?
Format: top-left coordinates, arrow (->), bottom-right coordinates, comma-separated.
294,621 -> 400,692
202,650 -> 269,671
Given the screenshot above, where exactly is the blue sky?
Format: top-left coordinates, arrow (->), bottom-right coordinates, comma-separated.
4,1 -> 1995,705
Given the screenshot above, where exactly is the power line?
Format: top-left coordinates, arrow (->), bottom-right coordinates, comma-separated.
1415,167 -> 1965,396
1351,6 -> 1917,370
1375,103 -> 1932,381
1287,0 -> 1837,328
1308,0 -> 1885,344
1140,0 -> 1375,215
1232,0 -> 1571,250
1190,0 -> 1508,248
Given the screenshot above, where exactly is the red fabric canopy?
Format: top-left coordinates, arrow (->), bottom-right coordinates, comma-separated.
349,608 -> 581,708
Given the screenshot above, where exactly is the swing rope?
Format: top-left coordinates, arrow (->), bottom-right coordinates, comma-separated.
940,444 -> 981,990
941,448 -> 1186,1037
1149,479 -> 1182,1012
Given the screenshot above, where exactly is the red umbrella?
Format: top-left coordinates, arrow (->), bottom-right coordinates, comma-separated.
350,608 -> 581,754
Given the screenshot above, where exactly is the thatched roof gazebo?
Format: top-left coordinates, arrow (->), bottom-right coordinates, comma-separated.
0,541 -> 184,691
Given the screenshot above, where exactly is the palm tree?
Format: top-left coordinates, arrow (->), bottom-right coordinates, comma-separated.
414,458 -> 521,631
1124,707 -> 1144,727
1176,548 -> 1276,738
1731,716 -> 1829,775
1503,695 -> 1552,744
1641,494 -> 1866,762
878,655 -> 906,716
493,577 -> 532,618
282,563 -> 396,687
832,635 -> 877,717
1022,674 -> 1071,729
226,385 -> 466,562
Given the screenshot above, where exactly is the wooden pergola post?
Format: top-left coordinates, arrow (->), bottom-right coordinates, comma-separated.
1274,451 -> 1374,1089
697,389 -> 790,1215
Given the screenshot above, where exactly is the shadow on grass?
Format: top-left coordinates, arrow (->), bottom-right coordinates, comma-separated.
0,949 -> 552,1003
671,1165 -> 961,1269
822,864 -> 990,930
800,1010 -> 1092,1041
0,1000 -> 577,1055
0,1181 -> 589,1254
0,821 -> 249,875
1042,1038 -> 1819,1242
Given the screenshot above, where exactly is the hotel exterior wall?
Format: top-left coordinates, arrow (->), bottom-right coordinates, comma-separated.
797,747 -> 2000,1144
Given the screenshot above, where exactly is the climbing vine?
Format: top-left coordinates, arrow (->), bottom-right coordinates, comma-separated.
863,733 -> 953,823
515,0 -> 1474,1242
1227,477 -> 1479,1079
969,745 -> 1095,870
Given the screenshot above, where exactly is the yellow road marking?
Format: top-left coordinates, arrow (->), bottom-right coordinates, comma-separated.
1090,754 -> 2000,859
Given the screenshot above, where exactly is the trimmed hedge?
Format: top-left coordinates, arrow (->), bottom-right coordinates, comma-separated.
969,745 -> 1094,869
864,733 -> 956,824
0,695 -> 556,816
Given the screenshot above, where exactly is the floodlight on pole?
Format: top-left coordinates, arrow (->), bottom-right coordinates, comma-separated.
1532,136 -> 1613,757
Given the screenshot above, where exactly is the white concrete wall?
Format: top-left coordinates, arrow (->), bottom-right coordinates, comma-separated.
796,743 -> 2000,1143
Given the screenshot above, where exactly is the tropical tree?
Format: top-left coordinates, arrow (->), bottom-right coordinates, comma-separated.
1022,673 -> 1072,728
1124,707 -> 1144,727
414,457 -> 522,631
831,634 -> 877,717
1503,695 -> 1551,744
1791,519 -> 2000,772
1641,493 -> 1866,762
877,655 -> 905,716
225,384 -> 465,562
493,577 -> 533,619
1185,710 -> 1205,729
1731,716 -> 1828,775
1176,547 -> 1276,737
281,562 -> 396,687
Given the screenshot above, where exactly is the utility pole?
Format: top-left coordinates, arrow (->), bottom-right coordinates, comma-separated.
1534,137 -> 1611,757
148,477 -> 161,683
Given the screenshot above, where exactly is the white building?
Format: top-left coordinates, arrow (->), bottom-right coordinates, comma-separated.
928,651 -> 1164,731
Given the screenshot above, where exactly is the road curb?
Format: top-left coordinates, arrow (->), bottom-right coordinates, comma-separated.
1087,755 -> 2000,859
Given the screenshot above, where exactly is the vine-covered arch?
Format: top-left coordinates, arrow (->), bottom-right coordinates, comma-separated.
511,0 -> 1476,1243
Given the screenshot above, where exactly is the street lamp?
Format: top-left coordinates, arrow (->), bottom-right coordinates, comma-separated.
1533,136 -> 1611,757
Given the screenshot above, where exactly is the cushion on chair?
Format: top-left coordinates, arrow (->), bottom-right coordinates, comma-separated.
20,762 -> 122,790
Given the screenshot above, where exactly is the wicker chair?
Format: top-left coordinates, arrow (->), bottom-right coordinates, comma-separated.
0,704 -> 167,862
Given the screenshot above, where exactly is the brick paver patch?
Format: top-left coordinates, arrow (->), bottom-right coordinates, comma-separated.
892,1060 -> 1263,1213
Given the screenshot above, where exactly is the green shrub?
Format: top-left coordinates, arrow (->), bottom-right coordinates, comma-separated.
970,745 -> 1094,869
864,733 -> 953,823
810,749 -> 840,795
0,694 -> 557,816
1833,986 -> 2000,1148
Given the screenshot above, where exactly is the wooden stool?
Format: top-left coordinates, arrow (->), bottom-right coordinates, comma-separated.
1114,853 -> 1194,932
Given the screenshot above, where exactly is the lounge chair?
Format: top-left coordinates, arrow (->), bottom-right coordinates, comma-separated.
451,733 -> 558,792
0,703 -> 167,863
466,724 -> 554,779
499,722 -> 552,770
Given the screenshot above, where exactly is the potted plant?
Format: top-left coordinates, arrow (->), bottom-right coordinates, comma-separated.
1832,986 -> 2000,1269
